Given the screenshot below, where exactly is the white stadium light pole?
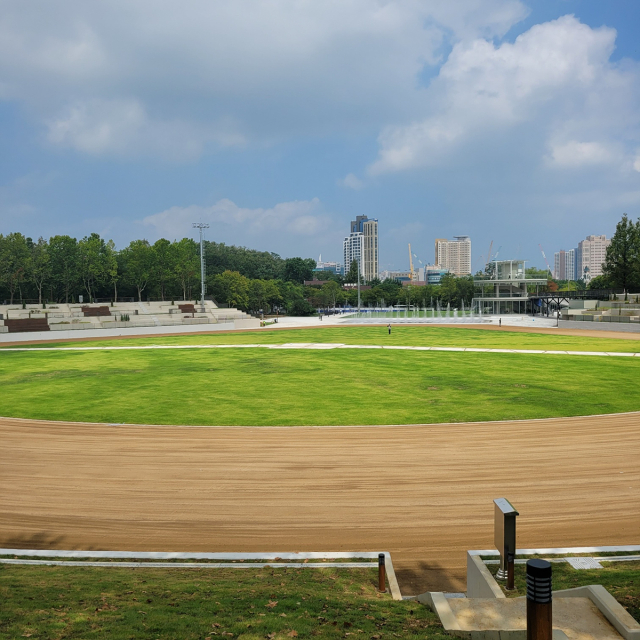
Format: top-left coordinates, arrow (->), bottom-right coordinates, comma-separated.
193,222 -> 209,309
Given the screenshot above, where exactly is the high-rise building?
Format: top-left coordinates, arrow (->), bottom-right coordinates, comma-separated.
575,235 -> 610,282
434,236 -> 471,276
343,215 -> 378,281
553,249 -> 576,281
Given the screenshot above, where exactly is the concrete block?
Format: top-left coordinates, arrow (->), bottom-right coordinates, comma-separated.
234,318 -> 261,329
467,552 -> 505,599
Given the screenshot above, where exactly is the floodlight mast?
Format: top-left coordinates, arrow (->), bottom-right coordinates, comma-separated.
192,222 -> 209,308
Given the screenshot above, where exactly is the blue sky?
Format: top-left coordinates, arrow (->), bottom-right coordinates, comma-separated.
1,0 -> 639,273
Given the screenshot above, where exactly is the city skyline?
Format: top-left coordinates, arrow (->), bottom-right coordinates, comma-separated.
0,1 -> 639,272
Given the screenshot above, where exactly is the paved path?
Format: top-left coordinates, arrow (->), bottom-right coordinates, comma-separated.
2,342 -> 639,357
1,413 -> 638,595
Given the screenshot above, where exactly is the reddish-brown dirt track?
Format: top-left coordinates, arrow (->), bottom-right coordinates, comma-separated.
1,413 -> 638,595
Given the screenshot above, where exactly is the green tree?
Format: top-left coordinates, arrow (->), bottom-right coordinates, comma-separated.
321,280 -> 341,309
588,274 -> 612,290
603,214 -> 640,292
27,237 -> 51,304
49,235 -> 79,303
248,279 -> 267,314
173,238 -> 200,301
105,240 -> 120,302
78,233 -> 109,302
121,240 -> 155,301
283,257 -> 316,283
345,259 -> 359,284
0,232 -> 30,304
210,270 -> 250,309
263,280 -> 283,313
153,238 -> 174,301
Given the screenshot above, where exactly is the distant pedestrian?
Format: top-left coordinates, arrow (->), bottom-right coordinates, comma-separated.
319,314 -> 322,321
388,323 -> 391,335
499,318 -> 501,327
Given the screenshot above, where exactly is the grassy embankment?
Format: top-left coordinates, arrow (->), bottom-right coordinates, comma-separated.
5,326 -> 640,352
1,341 -> 640,425
490,561 -> 640,622
0,565 -> 447,640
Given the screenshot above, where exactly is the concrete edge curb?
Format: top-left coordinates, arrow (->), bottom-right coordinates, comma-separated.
468,545 -> 640,556
0,559 -> 375,569
383,552 -> 402,601
467,552 -> 505,599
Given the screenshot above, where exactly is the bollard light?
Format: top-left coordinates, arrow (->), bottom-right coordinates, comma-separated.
526,559 -> 552,640
494,498 -> 518,588
378,553 -> 386,593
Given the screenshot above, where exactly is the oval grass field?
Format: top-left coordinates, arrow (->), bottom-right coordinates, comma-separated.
1,342 -> 639,425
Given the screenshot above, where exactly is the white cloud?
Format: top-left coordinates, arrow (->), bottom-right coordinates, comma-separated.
634,155 -> 640,173
338,173 -> 365,190
0,0 -> 528,159
46,99 -> 245,159
547,141 -> 614,167
368,15 -> 640,175
142,198 -> 330,240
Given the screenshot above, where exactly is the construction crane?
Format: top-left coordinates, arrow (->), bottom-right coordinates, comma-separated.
408,243 -> 415,281
539,244 -> 552,277
485,241 -> 493,268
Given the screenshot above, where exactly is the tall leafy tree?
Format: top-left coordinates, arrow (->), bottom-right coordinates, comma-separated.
49,235 -> 79,303
210,270 -> 250,309
603,214 -> 640,291
105,240 -> 120,302
173,238 -> 200,301
121,240 -> 155,302
153,238 -> 174,301
27,237 -> 51,304
0,232 -> 30,304
345,259 -> 360,284
78,233 -> 109,302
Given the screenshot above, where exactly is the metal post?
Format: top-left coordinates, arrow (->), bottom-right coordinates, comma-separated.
378,553 -> 386,592
357,258 -> 361,312
192,222 -> 209,310
526,559 -> 552,640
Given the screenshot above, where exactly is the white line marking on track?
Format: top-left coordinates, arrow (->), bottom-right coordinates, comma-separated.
1,343 -> 639,357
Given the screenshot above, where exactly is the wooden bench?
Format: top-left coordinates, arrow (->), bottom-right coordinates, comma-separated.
178,304 -> 196,314
5,318 -> 50,333
81,306 -> 112,317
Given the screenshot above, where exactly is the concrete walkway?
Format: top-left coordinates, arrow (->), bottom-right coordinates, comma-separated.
448,597 -> 622,640
2,342 -> 639,357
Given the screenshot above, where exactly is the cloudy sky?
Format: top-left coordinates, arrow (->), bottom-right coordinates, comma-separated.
1,0 -> 639,272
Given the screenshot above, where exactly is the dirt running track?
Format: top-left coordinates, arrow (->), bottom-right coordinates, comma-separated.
1,414 -> 639,595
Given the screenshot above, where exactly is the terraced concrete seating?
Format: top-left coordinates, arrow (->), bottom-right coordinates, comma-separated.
5,318 -> 50,333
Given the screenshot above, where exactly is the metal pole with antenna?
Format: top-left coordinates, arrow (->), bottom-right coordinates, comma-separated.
192,222 -> 209,310
357,257 -> 361,312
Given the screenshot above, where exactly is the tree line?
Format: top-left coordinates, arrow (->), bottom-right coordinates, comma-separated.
0,232 -> 317,308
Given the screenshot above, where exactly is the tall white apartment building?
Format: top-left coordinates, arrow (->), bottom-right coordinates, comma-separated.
576,235 -> 610,281
343,233 -> 363,281
343,215 -> 378,282
553,249 -> 576,280
434,236 -> 471,276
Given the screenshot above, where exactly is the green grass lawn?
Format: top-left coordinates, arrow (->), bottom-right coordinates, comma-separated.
1,346 -> 639,425
491,561 -> 640,622
0,565 -> 447,640
4,326 -> 640,352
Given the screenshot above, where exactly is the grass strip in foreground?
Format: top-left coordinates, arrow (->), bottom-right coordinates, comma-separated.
0,565 -> 447,639
491,561 -> 640,622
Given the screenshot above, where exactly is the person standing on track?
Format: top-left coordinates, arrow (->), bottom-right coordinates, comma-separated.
387,323 -> 391,335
